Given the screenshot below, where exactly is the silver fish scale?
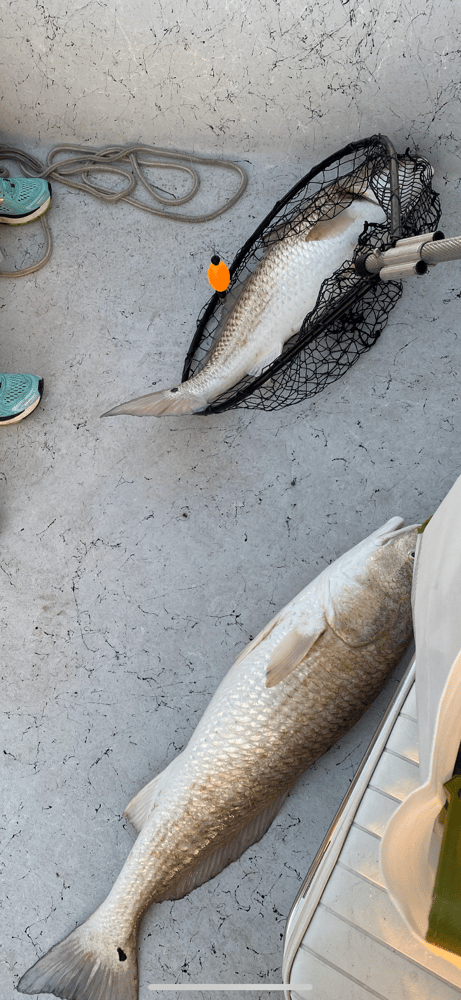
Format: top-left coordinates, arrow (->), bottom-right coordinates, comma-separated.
113,635 -> 402,919
17,527 -> 418,1000
189,237 -> 314,394
107,531 -> 417,924
178,197 -> 386,404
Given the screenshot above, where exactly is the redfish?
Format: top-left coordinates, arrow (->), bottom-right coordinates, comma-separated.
102,183 -> 387,417
18,517 -> 418,1000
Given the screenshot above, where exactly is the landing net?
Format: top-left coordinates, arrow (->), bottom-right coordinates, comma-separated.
183,135 -> 441,413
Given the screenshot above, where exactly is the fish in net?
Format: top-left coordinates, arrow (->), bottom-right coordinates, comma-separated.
183,134 -> 441,414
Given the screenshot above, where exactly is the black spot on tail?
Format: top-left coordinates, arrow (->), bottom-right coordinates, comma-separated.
18,922 -> 139,999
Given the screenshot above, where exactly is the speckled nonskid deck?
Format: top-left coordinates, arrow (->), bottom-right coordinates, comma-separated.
3,0 -> 461,992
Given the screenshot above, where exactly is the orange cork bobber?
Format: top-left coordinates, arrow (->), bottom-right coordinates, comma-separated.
208,255 -> 230,293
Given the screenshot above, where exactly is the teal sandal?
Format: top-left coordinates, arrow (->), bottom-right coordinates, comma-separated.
0,373 -> 44,423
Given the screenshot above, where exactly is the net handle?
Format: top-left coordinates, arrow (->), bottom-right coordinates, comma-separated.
376,133 -> 402,243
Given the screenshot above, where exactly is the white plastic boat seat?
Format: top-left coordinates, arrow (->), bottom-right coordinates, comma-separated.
284,670 -> 461,999
369,749 -> 420,801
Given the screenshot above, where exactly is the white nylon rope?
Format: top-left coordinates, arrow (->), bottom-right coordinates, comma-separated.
0,143 -> 248,277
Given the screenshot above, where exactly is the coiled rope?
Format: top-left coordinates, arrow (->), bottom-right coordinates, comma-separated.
0,144 -> 248,277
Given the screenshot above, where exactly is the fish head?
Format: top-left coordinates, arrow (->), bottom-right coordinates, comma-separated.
324,516 -> 419,649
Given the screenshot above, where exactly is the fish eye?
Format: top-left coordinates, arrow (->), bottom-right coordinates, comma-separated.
409,550 -> 416,560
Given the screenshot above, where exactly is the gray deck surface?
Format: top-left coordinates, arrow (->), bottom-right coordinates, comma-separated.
1,151 -> 460,999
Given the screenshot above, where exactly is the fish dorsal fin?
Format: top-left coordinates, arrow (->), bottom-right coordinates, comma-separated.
124,755 -> 183,832
165,791 -> 288,900
265,625 -> 326,687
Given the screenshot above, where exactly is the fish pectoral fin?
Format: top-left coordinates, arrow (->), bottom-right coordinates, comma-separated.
124,756 -> 182,832
266,626 -> 326,687
247,344 -> 283,378
234,616 -> 281,667
304,210 -> 356,243
165,791 -> 289,900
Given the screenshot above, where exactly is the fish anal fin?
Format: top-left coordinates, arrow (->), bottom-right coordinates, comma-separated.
165,792 -> 288,900
266,626 -> 326,687
124,756 -> 182,832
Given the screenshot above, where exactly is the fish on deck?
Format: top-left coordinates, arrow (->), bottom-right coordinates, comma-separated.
18,516 -> 419,1000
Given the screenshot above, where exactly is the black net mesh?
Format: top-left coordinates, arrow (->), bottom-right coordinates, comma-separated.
183,135 -> 441,413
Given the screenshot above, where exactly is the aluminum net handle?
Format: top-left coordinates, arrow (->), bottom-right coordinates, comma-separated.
358,231 -> 461,280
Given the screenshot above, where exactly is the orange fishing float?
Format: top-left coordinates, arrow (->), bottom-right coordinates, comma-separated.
208,255 -> 230,292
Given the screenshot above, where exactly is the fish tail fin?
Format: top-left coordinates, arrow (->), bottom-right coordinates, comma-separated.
17,912 -> 139,1000
101,386 -> 208,417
